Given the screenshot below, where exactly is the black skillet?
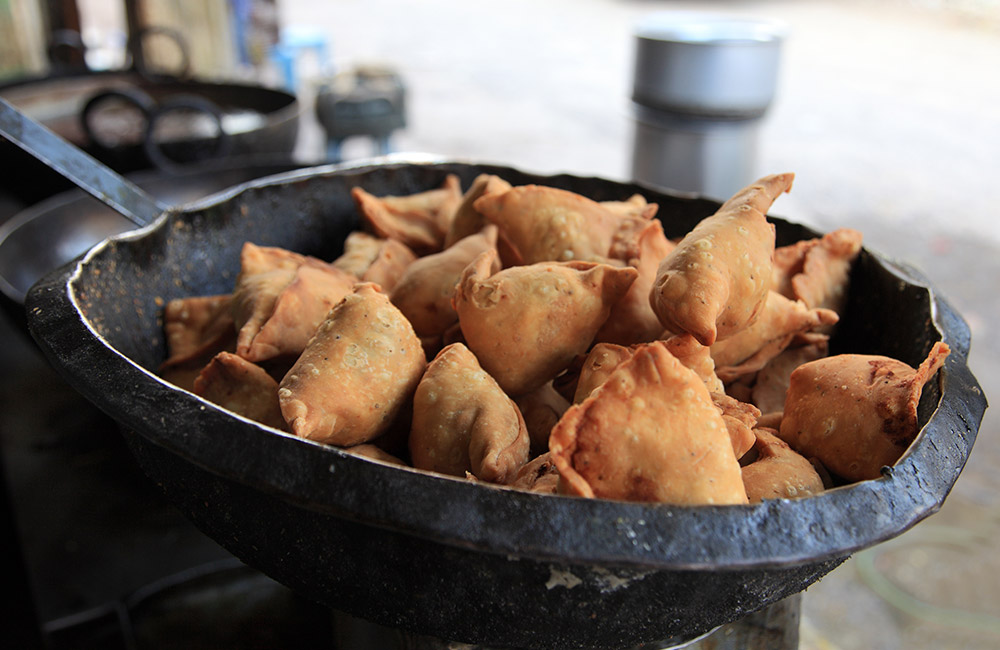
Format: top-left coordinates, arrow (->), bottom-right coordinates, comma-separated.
2,99 -> 987,649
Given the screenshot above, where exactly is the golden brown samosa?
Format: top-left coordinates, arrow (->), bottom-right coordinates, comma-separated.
331,232 -> 417,293
514,382 -> 570,456
779,341 -> 950,481
390,226 -> 498,338
741,428 -> 824,502
791,228 -> 863,317
351,175 -> 462,255
230,243 -> 345,362
278,283 -> 426,446
162,295 -> 234,364
650,173 -> 794,346
360,238 -> 417,292
473,184 -> 624,265
193,351 -> 287,431
453,250 -> 637,396
237,265 -> 357,363
409,343 -> 530,483
772,228 -> 863,316
331,231 -> 384,278
549,342 -> 748,504
574,336 -> 725,403
710,291 -> 838,382
444,173 -> 513,248
159,295 -> 237,391
596,219 -> 676,346
572,342 -> 635,403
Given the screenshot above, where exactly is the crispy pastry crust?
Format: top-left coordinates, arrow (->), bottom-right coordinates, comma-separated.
650,173 -> 793,346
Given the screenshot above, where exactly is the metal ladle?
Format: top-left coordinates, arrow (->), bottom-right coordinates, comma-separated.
0,96 -> 166,228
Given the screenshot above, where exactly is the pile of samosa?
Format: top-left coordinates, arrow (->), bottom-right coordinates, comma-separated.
159,172 -> 949,505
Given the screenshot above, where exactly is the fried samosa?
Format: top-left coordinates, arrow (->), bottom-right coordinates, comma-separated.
230,243 -> 346,362
390,226 -> 498,338
444,173 -> 513,248
193,351 -> 287,431
741,428 -> 824,502
160,294 -> 237,390
650,173 -> 794,346
473,184 -> 625,265
710,291 -> 838,383
278,283 -> 426,446
351,174 -> 462,255
596,219 -> 676,346
572,342 -> 636,403
453,250 -> 637,396
779,341 -> 950,481
772,228 -> 863,315
409,343 -> 530,483
238,264 -> 357,363
790,228 -> 863,317
549,342 -> 748,504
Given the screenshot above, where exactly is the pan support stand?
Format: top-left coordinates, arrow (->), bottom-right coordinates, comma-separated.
330,593 -> 801,650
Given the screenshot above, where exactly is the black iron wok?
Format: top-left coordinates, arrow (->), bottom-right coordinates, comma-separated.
23,158 -> 985,649
0,70 -> 300,204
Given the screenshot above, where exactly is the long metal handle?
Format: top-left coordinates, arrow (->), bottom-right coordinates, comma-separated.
0,97 -> 165,228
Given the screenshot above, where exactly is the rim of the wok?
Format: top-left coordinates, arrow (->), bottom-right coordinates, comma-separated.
26,156 -> 986,572
0,69 -> 300,133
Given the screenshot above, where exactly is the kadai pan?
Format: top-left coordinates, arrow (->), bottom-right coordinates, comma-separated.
25,159 -> 985,650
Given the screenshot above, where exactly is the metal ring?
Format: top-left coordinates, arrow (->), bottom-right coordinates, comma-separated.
79,86 -> 156,152
143,94 -> 232,172
128,26 -> 192,80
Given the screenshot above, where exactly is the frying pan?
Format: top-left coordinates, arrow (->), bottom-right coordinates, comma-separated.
0,70 -> 300,205
4,102 -> 986,649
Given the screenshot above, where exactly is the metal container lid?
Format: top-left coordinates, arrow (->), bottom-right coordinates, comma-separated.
632,12 -> 787,118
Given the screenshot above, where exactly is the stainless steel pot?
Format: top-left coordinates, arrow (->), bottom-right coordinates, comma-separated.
630,104 -> 762,201
632,12 -> 786,117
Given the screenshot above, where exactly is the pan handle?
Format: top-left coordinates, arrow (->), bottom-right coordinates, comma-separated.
143,94 -> 233,173
128,26 -> 193,80
0,97 -> 165,228
79,86 -> 156,153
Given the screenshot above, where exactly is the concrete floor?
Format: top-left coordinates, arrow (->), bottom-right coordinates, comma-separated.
273,0 -> 1000,648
